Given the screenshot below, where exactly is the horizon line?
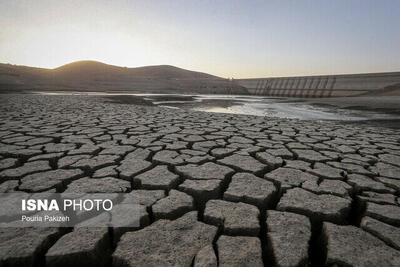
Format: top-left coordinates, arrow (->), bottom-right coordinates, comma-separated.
2,60 -> 400,80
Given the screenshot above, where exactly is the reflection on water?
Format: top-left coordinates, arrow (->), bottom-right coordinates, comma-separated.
36,91 -> 400,121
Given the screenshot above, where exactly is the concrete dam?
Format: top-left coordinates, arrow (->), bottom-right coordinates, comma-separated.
235,71 -> 400,97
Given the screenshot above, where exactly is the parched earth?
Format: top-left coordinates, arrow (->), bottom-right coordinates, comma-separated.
0,94 -> 400,267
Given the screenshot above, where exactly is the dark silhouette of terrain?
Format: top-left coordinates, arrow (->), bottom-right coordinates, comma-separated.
0,60 -> 247,94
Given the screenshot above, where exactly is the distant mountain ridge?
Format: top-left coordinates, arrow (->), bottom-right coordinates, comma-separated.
0,60 -> 247,94
53,60 -> 219,79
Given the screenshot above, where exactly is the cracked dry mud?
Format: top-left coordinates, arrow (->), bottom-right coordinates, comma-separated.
0,94 -> 399,266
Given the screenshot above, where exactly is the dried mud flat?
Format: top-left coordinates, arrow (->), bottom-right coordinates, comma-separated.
0,93 -> 399,267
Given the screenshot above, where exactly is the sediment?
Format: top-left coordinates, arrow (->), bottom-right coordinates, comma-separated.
0,93 -> 399,266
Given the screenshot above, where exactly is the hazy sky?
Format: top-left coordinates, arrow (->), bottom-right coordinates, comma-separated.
1,0 -> 399,78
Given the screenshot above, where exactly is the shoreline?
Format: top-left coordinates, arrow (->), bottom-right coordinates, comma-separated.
102,94 -> 400,114
2,92 -> 400,128
101,94 -> 400,129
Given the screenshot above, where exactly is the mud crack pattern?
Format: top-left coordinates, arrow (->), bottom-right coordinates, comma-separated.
0,94 -> 399,266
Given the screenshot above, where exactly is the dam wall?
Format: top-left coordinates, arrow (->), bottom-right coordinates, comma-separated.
235,72 -> 400,97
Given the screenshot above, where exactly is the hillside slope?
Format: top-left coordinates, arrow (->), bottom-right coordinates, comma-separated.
0,61 -> 247,94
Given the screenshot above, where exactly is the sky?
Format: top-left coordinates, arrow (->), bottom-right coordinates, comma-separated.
1,0 -> 399,78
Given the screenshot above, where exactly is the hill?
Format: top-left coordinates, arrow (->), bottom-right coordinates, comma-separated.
53,61 -> 218,79
0,60 -> 247,94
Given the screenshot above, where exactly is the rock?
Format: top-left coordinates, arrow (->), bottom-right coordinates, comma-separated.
286,142 -> 310,150
44,143 -> 76,153
2,135 -> 33,143
175,162 -> 233,180
327,161 -> 373,176
0,146 -> 42,157
336,144 -> 356,154
0,180 -> 19,192
267,210 -> 311,267
67,144 -> 100,155
180,150 -> 214,164
365,202 -> 400,226
75,202 -> 149,234
194,245 -> 217,267
93,134 -> 111,141
204,199 -> 260,236
295,136 -> 318,143
302,179 -> 352,198
0,227 -> 61,267
15,137 -> 53,146
64,177 -> 130,193
358,192 -> 397,205
113,212 -> 217,267
377,143 -> 400,150
307,162 -> 345,180
152,190 -> 194,220
359,148 -> 383,156
211,148 -> 236,157
180,149 -> 208,157
323,222 -> 400,266
265,148 -> 293,159
28,152 -> 64,162
92,165 -> 118,178
46,227 -> 110,267
233,144 -> 262,155
0,160 -> 51,181
375,176 -> 400,191
224,172 -> 277,208
218,154 -> 265,173
341,158 -> 370,168
370,162 -> 400,179
58,155 -> 91,168
99,145 -> 135,155
0,158 -> 18,170
110,204 -> 150,240
165,141 -> 187,150
320,151 -> 340,160
117,159 -> 151,180
255,152 -> 283,169
124,148 -> 151,161
178,179 -> 222,204
0,192 -> 32,220
182,135 -> 205,142
347,174 -> 394,193
158,126 -> 181,134
192,141 -> 220,152
292,149 -> 330,163
283,160 -> 311,171
133,165 -> 179,190
136,138 -> 164,148
19,169 -> 84,192
153,150 -> 184,165
120,190 -> 165,207
378,154 -> 400,167
228,136 -> 254,144
217,235 -> 263,267
264,167 -> 318,190
71,155 -> 119,170
277,188 -> 351,223
61,136 -> 93,145
343,153 -> 377,164
270,134 -> 293,142
361,216 -> 400,249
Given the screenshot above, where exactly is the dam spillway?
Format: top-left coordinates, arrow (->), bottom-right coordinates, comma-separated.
235,71 -> 400,97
